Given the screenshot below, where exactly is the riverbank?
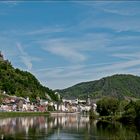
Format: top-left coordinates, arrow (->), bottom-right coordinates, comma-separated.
90,114 -> 139,127
0,111 -> 50,117
50,111 -> 80,116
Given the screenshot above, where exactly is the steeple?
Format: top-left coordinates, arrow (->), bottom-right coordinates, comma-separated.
87,95 -> 91,105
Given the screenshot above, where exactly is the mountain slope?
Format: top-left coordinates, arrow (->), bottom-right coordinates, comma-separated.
57,74 -> 140,100
0,56 -> 58,101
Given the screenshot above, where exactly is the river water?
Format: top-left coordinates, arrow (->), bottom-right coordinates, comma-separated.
0,115 -> 140,140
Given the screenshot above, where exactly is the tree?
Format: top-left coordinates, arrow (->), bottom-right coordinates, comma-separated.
0,58 -> 58,101
89,105 -> 97,119
96,97 -> 119,116
135,100 -> 140,117
123,100 -> 140,119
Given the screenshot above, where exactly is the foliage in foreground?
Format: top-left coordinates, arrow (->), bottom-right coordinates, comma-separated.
96,97 -> 140,124
96,97 -> 119,116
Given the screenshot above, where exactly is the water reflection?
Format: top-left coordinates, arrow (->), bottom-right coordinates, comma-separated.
0,115 -> 140,140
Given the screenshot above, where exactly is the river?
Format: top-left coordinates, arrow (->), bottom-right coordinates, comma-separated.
0,114 -> 140,140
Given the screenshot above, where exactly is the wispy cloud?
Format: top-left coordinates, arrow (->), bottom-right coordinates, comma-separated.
98,2 -> 140,16
40,32 -> 111,63
112,52 -> 140,60
0,25 -> 66,37
42,38 -> 87,63
82,16 -> 140,32
44,46 -> 86,63
25,26 -> 65,36
33,47 -> 140,89
78,2 -> 140,32
1,1 -> 21,6
16,43 -> 33,70
83,1 -> 140,16
34,58 -> 140,89
102,8 -> 138,16
1,1 -> 140,89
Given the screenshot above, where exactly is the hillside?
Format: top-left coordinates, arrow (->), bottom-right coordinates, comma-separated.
57,74 -> 140,100
0,53 -> 58,101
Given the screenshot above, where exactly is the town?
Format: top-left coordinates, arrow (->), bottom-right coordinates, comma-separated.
0,51 -> 97,114
0,91 -> 97,114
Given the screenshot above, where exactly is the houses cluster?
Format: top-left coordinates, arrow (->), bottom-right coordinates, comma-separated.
0,91 -> 48,112
55,98 -> 97,113
0,91 -> 97,113
0,95 -> 35,112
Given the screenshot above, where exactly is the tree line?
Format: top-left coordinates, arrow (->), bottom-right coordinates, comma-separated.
95,97 -> 140,123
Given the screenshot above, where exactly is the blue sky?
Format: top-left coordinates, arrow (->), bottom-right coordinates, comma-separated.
0,1 -> 140,89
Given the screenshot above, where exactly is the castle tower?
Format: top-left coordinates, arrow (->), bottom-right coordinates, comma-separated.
0,51 -> 4,60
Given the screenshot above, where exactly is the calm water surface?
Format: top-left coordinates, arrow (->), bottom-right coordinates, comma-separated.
0,115 -> 140,140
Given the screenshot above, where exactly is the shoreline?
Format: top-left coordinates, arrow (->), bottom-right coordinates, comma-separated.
0,111 -> 50,117
0,111 -> 81,117
50,111 -> 80,116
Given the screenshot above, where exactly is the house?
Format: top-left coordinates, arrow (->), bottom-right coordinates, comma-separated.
93,103 -> 97,111
62,98 -> 86,105
38,106 -> 46,112
78,99 -> 86,104
40,99 -> 48,106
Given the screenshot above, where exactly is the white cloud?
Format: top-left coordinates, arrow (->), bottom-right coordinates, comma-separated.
16,43 -> 32,70
46,46 -> 86,62
78,2 -> 140,32
1,1 -> 21,6
82,16 -> 140,32
98,2 -> 140,16
40,32 -> 111,63
102,8 -> 137,16
84,1 -> 140,16
42,38 -> 87,63
24,26 -> 65,36
33,53 -> 140,89
112,52 -> 140,60
1,1 -> 140,89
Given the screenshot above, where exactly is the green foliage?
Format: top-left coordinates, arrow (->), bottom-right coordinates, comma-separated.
134,100 -> 140,117
89,107 -> 98,120
96,97 -> 119,116
47,105 -> 55,111
0,59 -> 57,101
123,100 -> 140,118
58,74 -> 140,99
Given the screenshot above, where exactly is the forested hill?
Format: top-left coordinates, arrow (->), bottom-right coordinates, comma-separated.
0,54 -> 58,101
57,74 -> 140,100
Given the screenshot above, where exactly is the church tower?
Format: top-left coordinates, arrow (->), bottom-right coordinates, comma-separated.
87,95 -> 91,105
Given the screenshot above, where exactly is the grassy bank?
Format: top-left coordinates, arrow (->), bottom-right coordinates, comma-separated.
0,112 -> 50,117
99,115 -> 121,121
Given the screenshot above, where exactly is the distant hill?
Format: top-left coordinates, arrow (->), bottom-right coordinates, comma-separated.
57,74 -> 140,100
0,53 -> 58,101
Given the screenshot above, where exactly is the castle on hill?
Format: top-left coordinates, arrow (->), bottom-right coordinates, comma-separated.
0,51 -> 11,65
0,51 -> 4,61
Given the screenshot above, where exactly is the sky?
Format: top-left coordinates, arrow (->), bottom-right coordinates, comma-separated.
0,1 -> 140,89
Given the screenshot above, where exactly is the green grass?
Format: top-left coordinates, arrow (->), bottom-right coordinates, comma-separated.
0,111 -> 50,117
